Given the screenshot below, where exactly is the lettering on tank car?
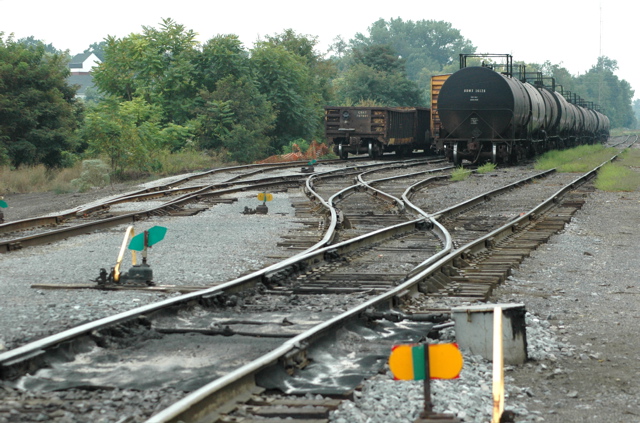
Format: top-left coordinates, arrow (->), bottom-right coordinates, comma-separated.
356,110 -> 370,118
463,89 -> 487,93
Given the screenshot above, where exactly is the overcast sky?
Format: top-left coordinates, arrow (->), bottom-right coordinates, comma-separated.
1,0 -> 636,100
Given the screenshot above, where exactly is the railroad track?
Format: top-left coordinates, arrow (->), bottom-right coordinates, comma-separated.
313,160 -> 451,242
144,163 -> 614,423
0,145 -> 632,422
0,159 -> 404,254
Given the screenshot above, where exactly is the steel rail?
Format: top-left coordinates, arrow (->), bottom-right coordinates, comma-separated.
0,216 -> 433,376
0,159 -> 436,254
435,153 -> 620,268
402,177 -> 454,275
297,158 -> 441,253
357,165 -> 455,214
428,169 -> 556,221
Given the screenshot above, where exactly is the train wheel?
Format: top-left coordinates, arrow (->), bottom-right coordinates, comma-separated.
368,141 -> 379,159
452,143 -> 461,166
339,144 -> 348,160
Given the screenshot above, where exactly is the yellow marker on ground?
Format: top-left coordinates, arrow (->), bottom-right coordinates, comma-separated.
389,343 -> 463,380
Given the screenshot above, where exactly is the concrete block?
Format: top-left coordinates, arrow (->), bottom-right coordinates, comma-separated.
451,303 -> 527,365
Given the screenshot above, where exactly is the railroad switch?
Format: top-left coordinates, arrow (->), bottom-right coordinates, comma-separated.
119,263 -> 154,285
301,160 -> 317,174
243,192 -> 272,215
94,262 -> 155,287
93,225 -> 166,287
243,205 -> 268,214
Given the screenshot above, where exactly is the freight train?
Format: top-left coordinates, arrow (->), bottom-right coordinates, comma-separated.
324,54 -> 610,164
435,54 -> 610,164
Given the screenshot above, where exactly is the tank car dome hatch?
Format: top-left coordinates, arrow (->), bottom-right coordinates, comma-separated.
437,66 -> 535,140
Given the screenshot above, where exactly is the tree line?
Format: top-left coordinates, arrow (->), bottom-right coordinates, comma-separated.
0,18 -> 636,173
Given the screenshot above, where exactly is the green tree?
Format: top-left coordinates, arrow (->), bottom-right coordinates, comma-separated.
333,63 -> 422,106
82,97 -> 163,175
353,44 -> 404,73
251,42 -> 321,152
191,35 -> 275,162
91,22 -> 281,162
333,44 -> 423,106
333,18 -> 475,103
92,18 -> 199,124
193,75 -> 275,162
82,41 -> 106,60
265,29 -> 337,114
574,57 -> 635,129
0,34 -> 81,167
350,18 -> 476,79
633,99 -> 640,128
17,36 -> 66,56
91,34 -> 141,101
255,30 -> 337,151
195,35 -> 251,93
540,61 -> 577,93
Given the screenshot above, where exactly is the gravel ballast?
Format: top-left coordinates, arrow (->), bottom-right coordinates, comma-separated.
330,188 -> 640,423
0,190 -> 309,351
1,167 -> 638,422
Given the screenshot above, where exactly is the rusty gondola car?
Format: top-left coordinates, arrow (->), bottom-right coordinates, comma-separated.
324,107 -> 432,159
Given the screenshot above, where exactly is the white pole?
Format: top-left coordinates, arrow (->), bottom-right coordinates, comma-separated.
114,226 -> 135,282
491,307 -> 505,423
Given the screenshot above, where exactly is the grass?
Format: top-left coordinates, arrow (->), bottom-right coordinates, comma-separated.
533,143 -> 640,192
594,149 -> 640,191
0,150 -> 228,195
534,144 -> 617,172
0,165 -> 83,194
152,149 -> 227,176
610,128 -> 640,137
476,162 -> 497,174
450,166 -> 471,181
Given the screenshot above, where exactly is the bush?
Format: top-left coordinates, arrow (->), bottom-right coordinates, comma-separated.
71,160 -> 110,192
282,138 -> 310,154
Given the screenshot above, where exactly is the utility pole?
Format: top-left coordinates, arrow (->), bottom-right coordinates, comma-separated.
598,3 -> 603,105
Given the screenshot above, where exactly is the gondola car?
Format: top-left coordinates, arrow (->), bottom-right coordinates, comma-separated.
324,107 -> 431,159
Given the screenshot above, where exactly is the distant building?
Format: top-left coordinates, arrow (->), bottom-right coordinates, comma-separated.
68,52 -> 102,100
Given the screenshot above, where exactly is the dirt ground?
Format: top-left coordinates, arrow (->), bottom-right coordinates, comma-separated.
1,182 -> 143,222
494,189 -> 640,422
